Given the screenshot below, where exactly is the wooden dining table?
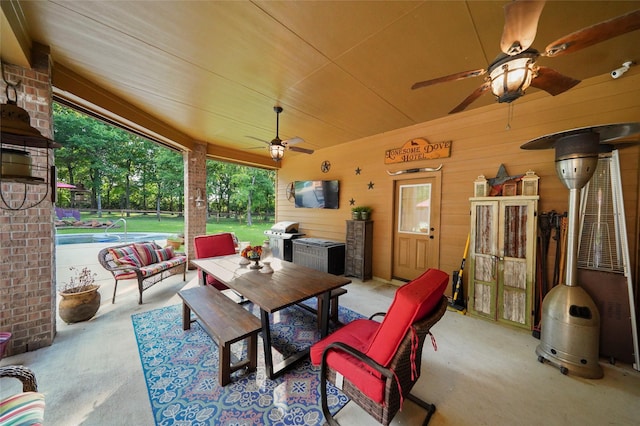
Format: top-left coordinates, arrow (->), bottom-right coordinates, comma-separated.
191,255 -> 352,379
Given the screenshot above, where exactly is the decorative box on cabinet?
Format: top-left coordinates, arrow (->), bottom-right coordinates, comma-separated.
468,196 -> 538,330
345,220 -> 373,281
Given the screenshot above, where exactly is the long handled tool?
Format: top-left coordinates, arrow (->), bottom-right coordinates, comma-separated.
448,234 -> 469,314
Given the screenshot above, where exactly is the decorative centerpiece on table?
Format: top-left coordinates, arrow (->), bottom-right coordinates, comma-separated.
259,241 -> 273,274
241,245 -> 263,269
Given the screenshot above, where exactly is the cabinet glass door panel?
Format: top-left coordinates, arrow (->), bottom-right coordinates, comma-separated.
474,205 -> 495,255
503,205 -> 528,258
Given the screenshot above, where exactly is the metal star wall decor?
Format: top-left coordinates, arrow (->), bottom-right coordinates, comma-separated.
349,198 -> 355,206
487,164 -> 523,196
355,167 -> 362,175
368,181 -> 375,190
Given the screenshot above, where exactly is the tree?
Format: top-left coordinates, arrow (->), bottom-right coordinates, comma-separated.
54,103 -> 274,217
229,166 -> 274,223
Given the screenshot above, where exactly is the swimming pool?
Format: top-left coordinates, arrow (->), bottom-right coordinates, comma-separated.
56,232 -> 172,245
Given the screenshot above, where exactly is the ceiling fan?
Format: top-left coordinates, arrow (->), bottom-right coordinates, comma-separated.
411,1 -> 640,114
249,106 -> 314,162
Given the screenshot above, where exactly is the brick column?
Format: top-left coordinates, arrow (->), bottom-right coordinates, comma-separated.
184,142 -> 207,267
0,45 -> 56,356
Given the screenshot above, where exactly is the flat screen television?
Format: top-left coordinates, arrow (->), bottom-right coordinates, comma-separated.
294,180 -> 339,209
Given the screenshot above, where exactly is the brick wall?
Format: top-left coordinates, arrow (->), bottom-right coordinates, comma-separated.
0,47 -> 56,356
184,142 -> 207,267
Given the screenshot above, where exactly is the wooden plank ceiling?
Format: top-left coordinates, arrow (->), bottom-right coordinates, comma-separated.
3,1 -> 640,164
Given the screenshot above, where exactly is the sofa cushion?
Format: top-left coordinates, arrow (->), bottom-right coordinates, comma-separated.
108,246 -> 142,268
138,256 -> 186,277
365,268 -> 448,366
0,391 -> 46,426
134,243 -> 160,266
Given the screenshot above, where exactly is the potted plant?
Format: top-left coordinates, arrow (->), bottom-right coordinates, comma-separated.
166,233 -> 184,250
59,267 -> 101,324
351,206 -> 362,220
360,206 -> 372,220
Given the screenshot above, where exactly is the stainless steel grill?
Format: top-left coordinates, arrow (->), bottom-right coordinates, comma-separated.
263,221 -> 305,261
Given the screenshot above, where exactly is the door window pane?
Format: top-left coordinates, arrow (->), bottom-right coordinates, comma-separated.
398,183 -> 431,234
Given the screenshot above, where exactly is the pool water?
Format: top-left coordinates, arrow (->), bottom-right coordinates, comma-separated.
56,232 -> 171,245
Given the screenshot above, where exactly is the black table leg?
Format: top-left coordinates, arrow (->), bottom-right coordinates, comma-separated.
319,291 -> 331,338
260,309 -> 274,379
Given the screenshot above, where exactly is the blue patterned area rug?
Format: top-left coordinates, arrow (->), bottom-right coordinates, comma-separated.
132,300 -> 364,425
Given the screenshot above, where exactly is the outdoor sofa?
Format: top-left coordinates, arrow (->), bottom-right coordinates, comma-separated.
98,241 -> 187,304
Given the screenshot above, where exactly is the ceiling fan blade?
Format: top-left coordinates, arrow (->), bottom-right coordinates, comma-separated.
283,136 -> 304,145
449,82 -> 491,114
544,9 -> 640,57
246,136 -> 270,145
411,69 -> 486,90
500,0 -> 546,55
530,67 -> 580,96
288,146 -> 314,154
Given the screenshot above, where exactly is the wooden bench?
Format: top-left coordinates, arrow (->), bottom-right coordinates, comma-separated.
178,286 -> 262,386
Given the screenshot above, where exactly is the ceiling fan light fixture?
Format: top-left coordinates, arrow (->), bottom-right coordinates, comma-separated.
488,53 -> 538,104
269,139 -> 285,162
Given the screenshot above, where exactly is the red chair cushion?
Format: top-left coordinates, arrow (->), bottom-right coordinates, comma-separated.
204,274 -> 230,291
194,233 -> 236,258
194,233 -> 236,290
310,319 -> 387,402
365,268 -> 448,366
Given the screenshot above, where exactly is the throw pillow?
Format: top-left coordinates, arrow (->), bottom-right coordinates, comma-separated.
134,243 -> 160,266
108,246 -> 142,268
155,247 -> 175,262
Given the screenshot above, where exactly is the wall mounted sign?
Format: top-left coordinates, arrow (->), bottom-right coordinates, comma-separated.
384,137 -> 451,165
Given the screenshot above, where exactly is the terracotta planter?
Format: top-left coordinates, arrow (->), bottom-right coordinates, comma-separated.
59,285 -> 101,324
167,240 -> 183,250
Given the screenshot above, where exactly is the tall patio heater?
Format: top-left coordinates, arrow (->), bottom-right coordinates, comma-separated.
521,122 -> 639,378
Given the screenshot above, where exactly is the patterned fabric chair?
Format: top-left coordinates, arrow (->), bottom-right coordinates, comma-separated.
311,268 -> 449,426
0,366 -> 45,426
193,233 -> 237,291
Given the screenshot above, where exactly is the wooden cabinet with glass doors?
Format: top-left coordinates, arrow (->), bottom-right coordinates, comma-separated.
468,196 -> 538,330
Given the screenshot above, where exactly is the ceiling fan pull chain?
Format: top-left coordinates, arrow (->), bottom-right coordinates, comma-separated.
506,103 -> 514,130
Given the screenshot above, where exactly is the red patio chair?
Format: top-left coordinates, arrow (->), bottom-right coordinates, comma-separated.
193,233 -> 237,291
311,268 -> 449,426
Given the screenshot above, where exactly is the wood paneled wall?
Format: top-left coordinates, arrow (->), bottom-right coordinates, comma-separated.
276,70 -> 640,300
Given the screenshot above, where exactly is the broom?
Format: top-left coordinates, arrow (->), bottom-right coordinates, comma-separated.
448,234 -> 469,314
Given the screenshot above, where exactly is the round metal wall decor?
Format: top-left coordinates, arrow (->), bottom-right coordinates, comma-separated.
286,182 -> 295,202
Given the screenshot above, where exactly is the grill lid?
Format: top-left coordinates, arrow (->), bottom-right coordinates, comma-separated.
269,221 -> 299,233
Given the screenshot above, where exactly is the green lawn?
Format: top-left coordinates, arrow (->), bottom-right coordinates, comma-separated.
56,212 -> 274,246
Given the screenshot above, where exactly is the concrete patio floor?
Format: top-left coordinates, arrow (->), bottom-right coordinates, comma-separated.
1,242 -> 639,425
